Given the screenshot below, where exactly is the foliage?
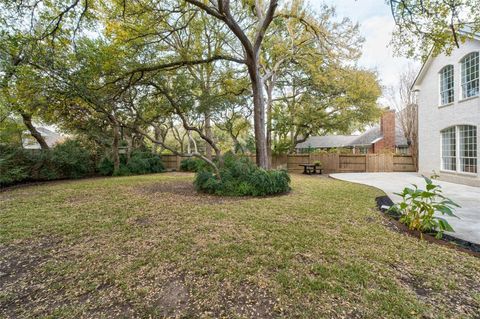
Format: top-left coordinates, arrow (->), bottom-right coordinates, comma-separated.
0,115 -> 24,146
0,145 -> 31,186
389,176 -> 460,238
0,140 -> 95,186
389,0 -> 480,59
127,151 -> 165,175
194,154 -> 290,196
98,151 -> 164,176
180,157 -> 204,172
51,140 -> 93,178
98,157 -> 115,176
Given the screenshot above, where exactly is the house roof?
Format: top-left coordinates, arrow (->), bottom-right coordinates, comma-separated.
412,31 -> 480,90
22,127 -> 65,149
296,124 -> 408,149
295,135 -> 358,149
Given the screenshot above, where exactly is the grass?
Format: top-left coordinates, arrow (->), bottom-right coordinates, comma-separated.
1,173 -> 479,318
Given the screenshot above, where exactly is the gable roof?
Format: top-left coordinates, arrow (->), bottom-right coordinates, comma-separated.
22,127 -> 65,149
295,135 -> 358,149
412,31 -> 480,90
296,124 -> 408,149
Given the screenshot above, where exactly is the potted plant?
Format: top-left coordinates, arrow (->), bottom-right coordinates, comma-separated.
313,160 -> 322,167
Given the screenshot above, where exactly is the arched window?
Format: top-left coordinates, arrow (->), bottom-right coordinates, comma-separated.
460,52 -> 479,99
441,125 -> 477,173
440,65 -> 454,105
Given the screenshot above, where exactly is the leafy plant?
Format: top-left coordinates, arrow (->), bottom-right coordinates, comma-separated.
430,170 -> 440,180
194,154 -> 290,196
180,158 -> 204,172
51,140 -> 93,178
0,140 -> 96,186
127,151 -> 165,175
98,156 -> 114,176
313,160 -> 322,167
99,151 -> 164,176
0,146 -> 31,186
389,176 -> 460,238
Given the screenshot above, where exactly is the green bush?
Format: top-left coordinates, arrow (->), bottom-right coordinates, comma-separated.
0,140 -> 94,187
127,151 -> 165,175
51,140 -> 93,178
113,165 -> 131,176
389,176 -> 460,238
180,157 -> 204,172
0,145 -> 31,186
194,154 -> 291,196
98,157 -> 114,176
98,151 -> 165,176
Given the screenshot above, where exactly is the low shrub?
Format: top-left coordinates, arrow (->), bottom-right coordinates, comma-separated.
98,157 -> 114,176
0,140 -> 94,187
180,157 -> 204,172
194,154 -> 290,196
98,151 -> 165,176
113,165 -> 131,176
389,176 -> 460,238
51,140 -> 93,178
127,151 -> 165,175
0,145 -> 32,186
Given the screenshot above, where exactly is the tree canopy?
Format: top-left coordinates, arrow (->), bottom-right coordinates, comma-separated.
0,0 -> 382,172
389,0 -> 480,59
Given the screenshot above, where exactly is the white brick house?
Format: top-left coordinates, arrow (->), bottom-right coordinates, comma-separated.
412,36 -> 480,186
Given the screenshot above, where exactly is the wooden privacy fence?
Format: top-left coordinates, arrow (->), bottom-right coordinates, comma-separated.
161,153 -> 416,173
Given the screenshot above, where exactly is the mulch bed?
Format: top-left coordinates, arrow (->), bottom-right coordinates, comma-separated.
375,196 -> 480,258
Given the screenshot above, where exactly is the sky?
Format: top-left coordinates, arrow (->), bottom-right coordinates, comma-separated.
310,0 -> 420,105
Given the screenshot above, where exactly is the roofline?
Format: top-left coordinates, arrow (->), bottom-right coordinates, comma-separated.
411,47 -> 434,91
411,32 -> 480,91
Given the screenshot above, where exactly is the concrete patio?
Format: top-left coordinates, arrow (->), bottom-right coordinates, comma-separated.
330,172 -> 480,245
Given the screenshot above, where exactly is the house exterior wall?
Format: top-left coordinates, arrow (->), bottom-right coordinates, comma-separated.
416,39 -> 480,186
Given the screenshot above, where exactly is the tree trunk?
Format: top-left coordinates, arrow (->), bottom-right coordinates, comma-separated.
231,134 -> 244,154
205,112 -> 213,160
247,57 -> 268,169
20,112 -> 49,149
265,77 -> 275,168
111,120 -> 120,175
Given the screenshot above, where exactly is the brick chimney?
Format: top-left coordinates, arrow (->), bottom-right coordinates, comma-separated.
380,109 -> 396,150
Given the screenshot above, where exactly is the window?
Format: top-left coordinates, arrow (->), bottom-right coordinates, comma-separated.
441,125 -> 478,173
459,125 -> 477,173
461,52 -> 479,99
396,146 -> 409,155
440,65 -> 454,105
357,146 -> 368,154
441,127 -> 456,171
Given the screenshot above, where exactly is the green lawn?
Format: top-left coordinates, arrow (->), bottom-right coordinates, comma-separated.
1,173 -> 479,318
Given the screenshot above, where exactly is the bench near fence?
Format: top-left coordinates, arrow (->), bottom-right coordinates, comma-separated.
161,153 -> 416,173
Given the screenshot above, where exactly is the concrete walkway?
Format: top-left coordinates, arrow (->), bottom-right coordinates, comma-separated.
330,172 -> 480,245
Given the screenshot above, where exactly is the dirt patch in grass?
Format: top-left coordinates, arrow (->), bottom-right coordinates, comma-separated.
136,180 -> 249,205
0,237 -> 63,317
224,282 -> 279,318
151,276 -> 191,317
0,237 -> 61,286
393,263 -> 480,318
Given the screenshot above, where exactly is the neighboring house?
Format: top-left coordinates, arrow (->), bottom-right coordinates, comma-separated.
296,110 -> 410,155
412,35 -> 480,186
22,127 -> 65,149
